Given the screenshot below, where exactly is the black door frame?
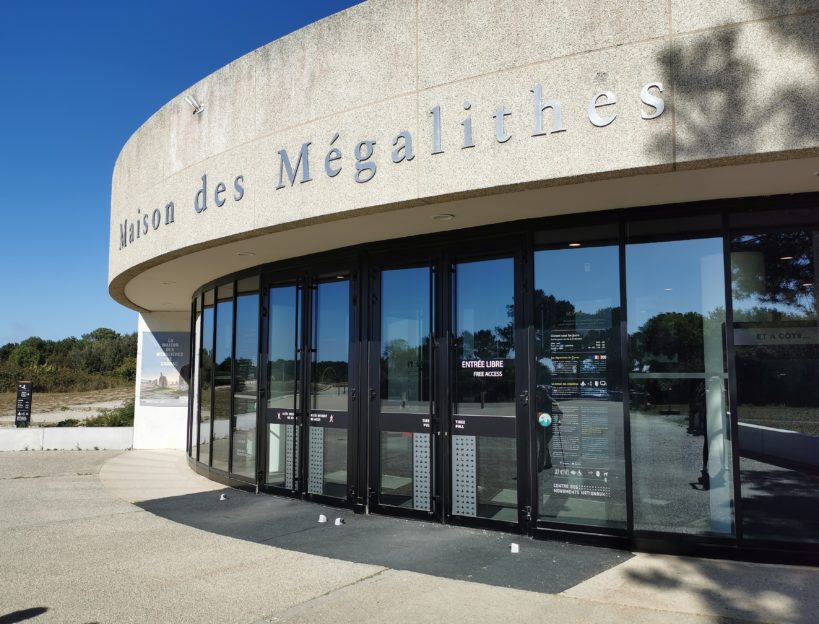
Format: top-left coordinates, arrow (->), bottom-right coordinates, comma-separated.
365,251 -> 440,521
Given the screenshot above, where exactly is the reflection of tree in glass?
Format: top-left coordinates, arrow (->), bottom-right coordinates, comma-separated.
631,312 -> 705,373
732,232 -> 815,321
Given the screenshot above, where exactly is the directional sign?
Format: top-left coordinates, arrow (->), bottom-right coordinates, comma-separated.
15,381 -> 32,428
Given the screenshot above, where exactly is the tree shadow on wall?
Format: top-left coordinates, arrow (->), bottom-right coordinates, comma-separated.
653,6 -> 818,163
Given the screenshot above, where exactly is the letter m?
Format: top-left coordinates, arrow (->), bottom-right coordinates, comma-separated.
119,220 -> 127,250
276,142 -> 312,189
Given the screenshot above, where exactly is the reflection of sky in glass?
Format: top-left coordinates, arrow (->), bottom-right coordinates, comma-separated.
382,267 -> 429,353
235,293 -> 259,371
626,238 -> 723,333
315,280 -> 349,363
456,257 -> 513,343
215,300 -> 233,365
202,307 -> 214,355
535,246 -> 619,315
269,286 -> 298,361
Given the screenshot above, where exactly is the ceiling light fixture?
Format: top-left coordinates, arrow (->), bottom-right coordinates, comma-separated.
184,94 -> 205,115
664,288 -> 673,291
568,243 -> 581,247
780,256 -> 794,260
432,213 -> 454,221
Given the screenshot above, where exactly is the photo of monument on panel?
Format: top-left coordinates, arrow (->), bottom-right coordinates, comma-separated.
140,332 -> 191,407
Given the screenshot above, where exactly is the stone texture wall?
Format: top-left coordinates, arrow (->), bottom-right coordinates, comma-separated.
110,0 -> 819,307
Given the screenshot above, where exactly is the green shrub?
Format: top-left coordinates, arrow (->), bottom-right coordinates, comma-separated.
85,399 -> 134,427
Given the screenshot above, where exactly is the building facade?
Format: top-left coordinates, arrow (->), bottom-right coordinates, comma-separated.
109,0 -> 819,561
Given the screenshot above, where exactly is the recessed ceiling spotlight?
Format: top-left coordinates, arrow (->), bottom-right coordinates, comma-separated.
432,213 -> 454,221
236,251 -> 256,257
664,288 -> 673,291
780,256 -> 794,260
336,275 -> 345,279
568,242 -> 581,247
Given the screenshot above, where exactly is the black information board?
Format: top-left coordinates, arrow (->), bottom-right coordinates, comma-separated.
15,381 -> 32,428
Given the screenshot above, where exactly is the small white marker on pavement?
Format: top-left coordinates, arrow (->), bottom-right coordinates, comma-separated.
318,514 -> 327,523
334,517 -> 345,526
510,543 -> 520,553
219,493 -> 228,501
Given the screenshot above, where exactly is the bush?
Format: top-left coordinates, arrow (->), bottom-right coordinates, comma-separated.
85,399 -> 134,427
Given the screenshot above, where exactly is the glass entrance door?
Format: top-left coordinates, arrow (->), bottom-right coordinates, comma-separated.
264,282 -> 302,492
306,274 -> 353,501
370,265 -> 435,514
450,256 -> 520,524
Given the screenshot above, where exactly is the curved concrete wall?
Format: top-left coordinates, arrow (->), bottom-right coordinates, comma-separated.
109,0 -> 819,311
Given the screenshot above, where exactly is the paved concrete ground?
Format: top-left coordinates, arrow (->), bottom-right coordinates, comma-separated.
1,450 -> 817,624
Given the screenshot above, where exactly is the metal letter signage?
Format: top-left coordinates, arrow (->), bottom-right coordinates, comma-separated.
114,77 -> 667,251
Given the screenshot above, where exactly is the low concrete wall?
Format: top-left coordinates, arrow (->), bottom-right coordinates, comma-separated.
738,422 -> 819,471
0,427 -> 133,451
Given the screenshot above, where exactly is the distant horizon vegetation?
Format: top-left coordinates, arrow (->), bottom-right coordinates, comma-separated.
0,328 -> 137,393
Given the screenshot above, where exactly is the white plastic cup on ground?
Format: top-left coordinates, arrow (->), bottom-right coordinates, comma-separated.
510,543 -> 520,553
219,493 -> 228,501
318,514 -> 327,523
334,517 -> 345,526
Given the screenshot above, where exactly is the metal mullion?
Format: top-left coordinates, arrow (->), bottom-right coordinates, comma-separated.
256,282 -> 268,487
521,231 -> 536,531
439,253 -> 454,522
187,298 -> 194,459
723,213 -> 743,542
368,263 -> 381,510
347,264 -> 360,505
620,221 -> 635,536
428,259 -> 436,517
228,282 -> 237,475
300,276 -> 315,498
208,294 -> 216,468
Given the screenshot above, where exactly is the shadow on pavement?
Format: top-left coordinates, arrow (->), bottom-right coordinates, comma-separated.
137,487 -> 630,594
622,556 -> 814,624
0,608 -> 49,624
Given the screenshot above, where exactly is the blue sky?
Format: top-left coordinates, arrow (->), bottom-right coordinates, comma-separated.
0,0 -> 360,346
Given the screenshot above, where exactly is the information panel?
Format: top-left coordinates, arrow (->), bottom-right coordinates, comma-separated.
15,381 -> 32,428
545,328 -> 613,500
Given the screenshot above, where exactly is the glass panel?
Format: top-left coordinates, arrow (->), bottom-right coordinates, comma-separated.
231,293 -> 259,479
380,267 -> 431,413
452,257 -> 517,522
731,229 -> 819,543
237,275 -> 260,293
198,296 -> 214,464
309,278 -> 350,498
627,237 -> 734,536
312,279 -> 349,412
211,296 -> 233,472
190,305 -> 201,458
379,267 -> 433,510
266,285 -> 301,488
534,245 -> 626,529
